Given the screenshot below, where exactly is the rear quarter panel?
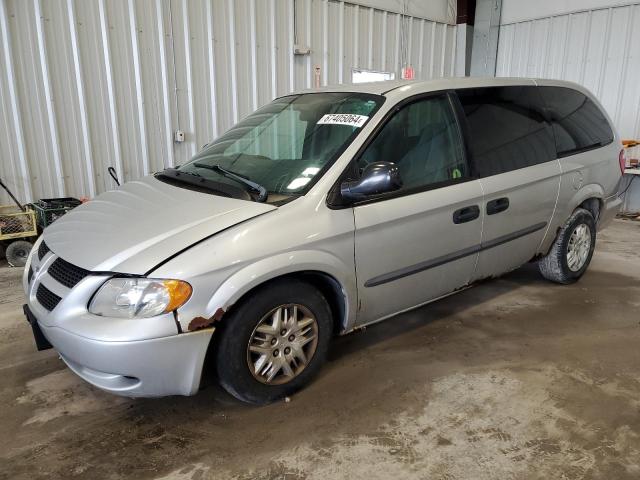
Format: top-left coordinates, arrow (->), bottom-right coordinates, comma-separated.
536,80 -> 622,253
542,142 -> 622,254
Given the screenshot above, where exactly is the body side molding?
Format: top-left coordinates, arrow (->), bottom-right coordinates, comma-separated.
364,222 -> 547,287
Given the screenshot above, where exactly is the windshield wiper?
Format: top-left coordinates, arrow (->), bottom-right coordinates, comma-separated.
193,163 -> 268,202
157,168 -> 249,198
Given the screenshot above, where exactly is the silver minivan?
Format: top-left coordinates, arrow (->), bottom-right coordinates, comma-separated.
23,78 -> 623,404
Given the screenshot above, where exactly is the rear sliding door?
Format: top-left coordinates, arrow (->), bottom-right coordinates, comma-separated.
455,85 -> 561,281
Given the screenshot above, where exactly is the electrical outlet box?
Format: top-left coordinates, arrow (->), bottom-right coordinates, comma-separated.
174,130 -> 185,143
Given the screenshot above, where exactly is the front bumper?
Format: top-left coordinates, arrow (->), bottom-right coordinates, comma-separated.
23,241 -> 215,397
36,318 -> 213,397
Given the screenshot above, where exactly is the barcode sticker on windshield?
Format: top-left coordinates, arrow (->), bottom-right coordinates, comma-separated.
317,114 -> 369,127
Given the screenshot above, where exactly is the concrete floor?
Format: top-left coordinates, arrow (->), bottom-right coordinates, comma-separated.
1,219 -> 639,480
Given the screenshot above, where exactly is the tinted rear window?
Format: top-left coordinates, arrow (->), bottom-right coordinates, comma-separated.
456,86 -> 556,177
538,86 -> 614,157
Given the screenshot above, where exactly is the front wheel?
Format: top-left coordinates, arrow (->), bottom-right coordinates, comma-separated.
214,279 -> 332,404
538,208 -> 596,284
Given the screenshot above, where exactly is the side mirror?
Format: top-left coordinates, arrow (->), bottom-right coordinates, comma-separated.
340,162 -> 402,202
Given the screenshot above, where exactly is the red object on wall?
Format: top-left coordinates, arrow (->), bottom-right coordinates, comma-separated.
401,66 -> 415,80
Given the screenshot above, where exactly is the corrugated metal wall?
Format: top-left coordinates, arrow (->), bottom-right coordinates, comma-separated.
0,0 -> 458,205
496,2 -> 640,141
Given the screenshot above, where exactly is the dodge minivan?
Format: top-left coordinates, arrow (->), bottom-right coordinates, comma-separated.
23,78 -> 623,404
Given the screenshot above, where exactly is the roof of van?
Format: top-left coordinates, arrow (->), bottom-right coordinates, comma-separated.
291,77 -> 587,97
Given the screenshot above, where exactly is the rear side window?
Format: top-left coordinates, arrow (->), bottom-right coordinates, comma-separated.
456,86 -> 556,177
538,86 -> 614,157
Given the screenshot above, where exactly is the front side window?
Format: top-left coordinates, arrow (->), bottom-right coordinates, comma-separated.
356,95 -> 468,191
538,86 -> 614,157
176,93 -> 383,203
457,86 -> 556,177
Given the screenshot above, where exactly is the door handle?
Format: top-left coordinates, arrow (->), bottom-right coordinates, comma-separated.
486,197 -> 509,215
453,205 -> 480,224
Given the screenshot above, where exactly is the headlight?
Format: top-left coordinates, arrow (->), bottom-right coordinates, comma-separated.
89,278 -> 192,318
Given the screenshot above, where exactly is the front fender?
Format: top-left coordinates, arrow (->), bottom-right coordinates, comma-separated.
191,250 -> 357,332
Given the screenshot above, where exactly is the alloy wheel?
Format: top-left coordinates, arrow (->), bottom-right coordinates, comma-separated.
566,223 -> 591,272
246,304 -> 319,385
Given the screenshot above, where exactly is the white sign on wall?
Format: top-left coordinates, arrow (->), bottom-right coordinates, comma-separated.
352,68 -> 396,84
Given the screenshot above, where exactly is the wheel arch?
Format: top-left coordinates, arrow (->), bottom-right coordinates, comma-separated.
540,184 -> 604,256
220,271 -> 349,335
540,184 -> 604,258
188,250 -> 356,335
568,184 -> 604,218
196,265 -> 352,390
577,197 -> 601,223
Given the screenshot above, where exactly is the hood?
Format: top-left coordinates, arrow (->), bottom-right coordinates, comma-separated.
43,176 -> 276,274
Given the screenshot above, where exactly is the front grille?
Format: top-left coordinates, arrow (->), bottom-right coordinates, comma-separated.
28,266 -> 33,284
36,284 -> 62,311
38,241 -> 50,260
48,257 -> 90,289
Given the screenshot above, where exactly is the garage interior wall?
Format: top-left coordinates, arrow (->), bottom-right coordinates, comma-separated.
0,0 -> 458,205
496,1 -> 640,141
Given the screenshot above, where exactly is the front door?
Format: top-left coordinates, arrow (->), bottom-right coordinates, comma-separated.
351,94 -> 484,324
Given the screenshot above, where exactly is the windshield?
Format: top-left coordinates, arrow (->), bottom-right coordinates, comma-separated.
176,92 -> 384,203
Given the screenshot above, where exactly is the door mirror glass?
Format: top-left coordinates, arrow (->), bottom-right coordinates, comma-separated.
340,162 -> 402,201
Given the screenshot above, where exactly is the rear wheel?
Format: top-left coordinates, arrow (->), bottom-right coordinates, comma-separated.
214,279 -> 332,404
6,240 -> 33,267
538,208 -> 596,284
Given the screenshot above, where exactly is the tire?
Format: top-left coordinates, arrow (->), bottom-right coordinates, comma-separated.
214,279 -> 333,405
538,208 -> 596,284
6,240 -> 33,267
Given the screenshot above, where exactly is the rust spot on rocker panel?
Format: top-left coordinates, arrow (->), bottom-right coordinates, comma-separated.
187,308 -> 225,331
